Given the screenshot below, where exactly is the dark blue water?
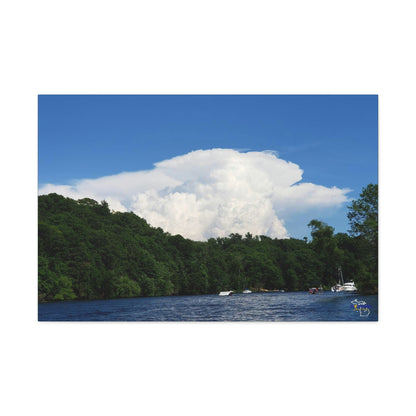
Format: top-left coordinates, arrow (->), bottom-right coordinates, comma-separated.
38,292 -> 378,321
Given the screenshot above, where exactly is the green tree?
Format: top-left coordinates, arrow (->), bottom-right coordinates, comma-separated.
39,191 -> 379,301
114,275 -> 142,298
308,220 -> 341,286
347,184 -> 378,294
347,184 -> 378,245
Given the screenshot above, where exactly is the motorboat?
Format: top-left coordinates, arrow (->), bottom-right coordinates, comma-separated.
219,291 -> 233,296
331,267 -> 358,292
341,281 -> 358,292
242,289 -> 252,294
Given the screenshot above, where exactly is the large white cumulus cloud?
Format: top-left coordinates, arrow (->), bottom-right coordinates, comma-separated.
39,149 -> 350,240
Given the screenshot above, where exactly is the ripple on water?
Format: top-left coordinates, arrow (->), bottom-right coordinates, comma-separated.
38,292 -> 378,321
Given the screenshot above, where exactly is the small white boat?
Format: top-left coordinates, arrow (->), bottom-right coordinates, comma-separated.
242,289 -> 252,294
341,281 -> 358,292
331,267 -> 358,293
219,291 -> 233,296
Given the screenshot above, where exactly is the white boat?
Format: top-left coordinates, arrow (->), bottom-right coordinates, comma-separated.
331,267 -> 358,292
219,290 -> 233,296
242,289 -> 252,294
341,281 -> 358,292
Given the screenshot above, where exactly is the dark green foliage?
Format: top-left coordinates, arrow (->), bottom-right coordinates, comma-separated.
307,220 -> 341,286
346,184 -> 378,294
38,188 -> 378,302
348,184 -> 378,244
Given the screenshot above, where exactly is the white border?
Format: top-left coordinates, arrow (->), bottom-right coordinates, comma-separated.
2,1 -> 414,415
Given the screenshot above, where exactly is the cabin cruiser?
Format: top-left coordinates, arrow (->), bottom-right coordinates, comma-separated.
340,281 -> 358,292
331,267 -> 358,292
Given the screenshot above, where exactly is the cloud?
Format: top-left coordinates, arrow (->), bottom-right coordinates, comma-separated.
39,149 -> 350,240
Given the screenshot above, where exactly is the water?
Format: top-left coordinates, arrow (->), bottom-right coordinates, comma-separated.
38,291 -> 378,321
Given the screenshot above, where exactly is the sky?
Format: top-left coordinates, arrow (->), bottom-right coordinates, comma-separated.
38,95 -> 378,240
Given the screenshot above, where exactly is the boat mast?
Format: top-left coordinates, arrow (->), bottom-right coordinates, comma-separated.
338,266 -> 344,285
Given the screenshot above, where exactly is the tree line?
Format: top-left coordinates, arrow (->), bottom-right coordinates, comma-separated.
38,184 -> 378,302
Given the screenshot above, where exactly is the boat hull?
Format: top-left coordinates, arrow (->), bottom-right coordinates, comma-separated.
331,286 -> 358,293
219,291 -> 233,296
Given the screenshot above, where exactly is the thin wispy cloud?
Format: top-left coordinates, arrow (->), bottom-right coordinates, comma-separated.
39,149 -> 350,240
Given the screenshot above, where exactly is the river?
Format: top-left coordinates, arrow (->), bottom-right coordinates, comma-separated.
38,291 -> 378,321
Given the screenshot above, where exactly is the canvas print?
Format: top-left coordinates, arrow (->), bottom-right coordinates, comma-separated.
38,95 -> 378,321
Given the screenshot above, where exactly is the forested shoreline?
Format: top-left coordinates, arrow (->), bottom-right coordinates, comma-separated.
38,184 -> 378,302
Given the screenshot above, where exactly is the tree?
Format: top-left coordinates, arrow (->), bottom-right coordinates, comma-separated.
39,191 -> 380,301
347,184 -> 378,245
307,220 -> 341,285
347,184 -> 378,294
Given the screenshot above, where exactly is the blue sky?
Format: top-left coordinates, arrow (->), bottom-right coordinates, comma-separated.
38,95 -> 378,240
